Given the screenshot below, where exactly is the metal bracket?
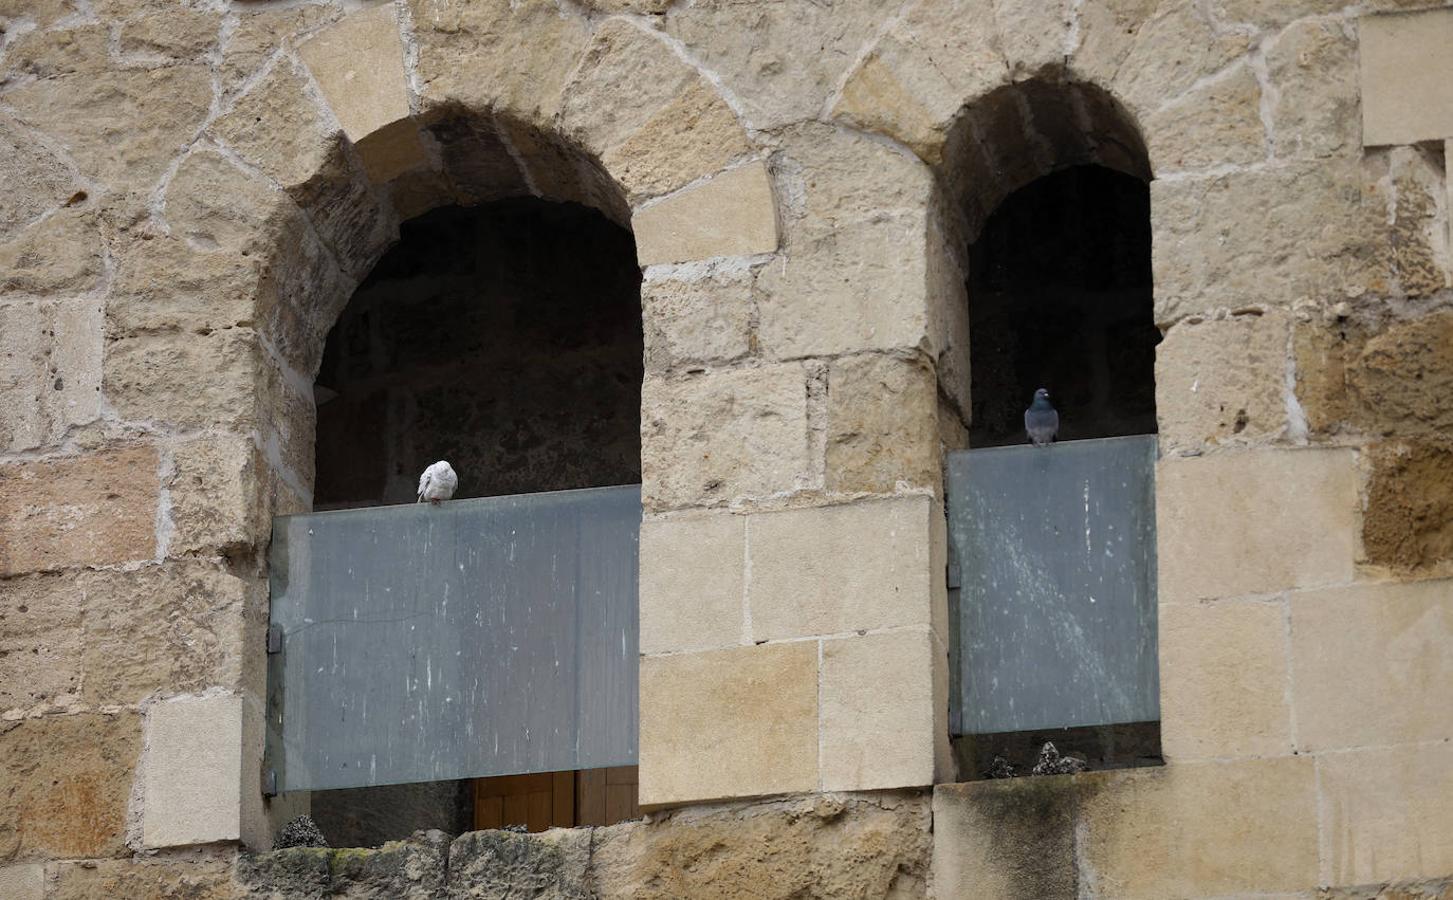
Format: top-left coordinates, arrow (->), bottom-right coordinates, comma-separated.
262,767 -> 279,798
266,623 -> 284,655
946,561 -> 962,591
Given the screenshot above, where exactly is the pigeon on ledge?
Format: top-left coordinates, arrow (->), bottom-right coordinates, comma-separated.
417,460 -> 458,505
1024,388 -> 1059,447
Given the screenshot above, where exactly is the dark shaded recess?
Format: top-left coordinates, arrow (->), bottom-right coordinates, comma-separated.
314,198 -> 644,509
967,165 -> 1160,447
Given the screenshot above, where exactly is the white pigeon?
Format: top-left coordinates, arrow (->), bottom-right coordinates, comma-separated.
416,460 -> 458,505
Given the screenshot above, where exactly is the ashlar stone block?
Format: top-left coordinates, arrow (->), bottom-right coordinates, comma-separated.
639,643 -> 818,806
1319,741 -> 1453,886
142,696 -> 245,848
1156,448 -> 1358,602
633,163 -> 779,266
1359,8 -> 1453,146
639,512 -> 746,655
0,865 -> 42,900
825,353 -> 940,495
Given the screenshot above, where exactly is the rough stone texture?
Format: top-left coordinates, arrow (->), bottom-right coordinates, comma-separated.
1155,310 -> 1292,453
50,851 -> 239,900
0,863 -> 43,900
639,513 -> 746,655
0,445 -> 159,576
220,5 -> 337,95
639,643 -> 818,806
0,297 -> 103,452
0,711 -> 141,862
1359,7 -> 1453,146
824,354 -> 939,494
819,630 -> 940,792
1363,441 -> 1453,573
0,120 -> 78,240
1290,579 -> 1453,753
167,434 -> 270,557
633,163 -> 779,266
449,829 -> 589,899
1144,62 -> 1265,173
1268,17 -> 1361,160
641,364 -> 810,510
1320,742 -> 1453,887
238,830 -> 449,899
1110,1 -> 1253,121
934,758 -> 1319,899
1156,448 -> 1358,602
1158,599 -> 1293,761
0,208 -> 104,296
1367,146 -> 1452,298
601,77 -> 752,203
103,329 -> 263,431
0,572 -> 83,713
1348,310 -> 1453,438
641,264 -> 755,370
747,497 -> 937,642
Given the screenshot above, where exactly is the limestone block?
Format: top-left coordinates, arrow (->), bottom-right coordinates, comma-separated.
103,329 -> 262,431
831,0 -> 1009,163
639,643 -> 818,806
639,513 -> 746,655
0,445 -> 159,577
355,119 -> 430,184
1363,440 -> 1453,572
3,25 -> 109,78
221,5 -> 339,94
1152,161 -> 1376,324
0,208 -> 103,295
561,20 -> 698,155
1352,309 -> 1453,438
1155,310 -> 1291,453
0,711 -> 141,861
1319,742 -> 1453,886
165,150 -> 293,255
1156,448 -> 1358,602
1069,0 -> 1159,87
3,67 -> 211,194
1144,62 -> 1265,173
756,213 -> 929,359
0,119 -> 76,240
820,629 -> 941,792
407,0 -> 588,124
824,353 -> 940,495
211,60 -> 339,192
774,122 -> 936,242
932,776 -> 1081,899
0,298 -> 102,453
1267,17 -> 1360,160
49,853 -> 239,900
633,163 -> 779,266
748,497 -> 936,641
1111,2 -> 1252,121
993,0 -> 1072,78
641,264 -> 754,370
82,563 -> 252,706
298,5 -> 410,143
1158,600 -> 1293,761
662,0 -> 888,131
0,864 -> 42,900
142,696 -> 245,848
601,78 -> 751,203
1290,579 -> 1453,752
1359,8 -> 1453,146
0,0 -> 76,27
0,572 -> 83,713
1368,146 -> 1452,297
495,117 -> 630,226
640,363 -> 810,510
1077,757 -> 1318,898
168,434 -> 269,557
118,7 -> 219,61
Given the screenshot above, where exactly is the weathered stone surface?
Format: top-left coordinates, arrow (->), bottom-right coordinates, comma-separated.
81,563 -> 252,706
298,5 -> 410,144
663,0 -> 889,131
1151,161 -> 1374,324
1111,1 -> 1252,121
1359,7 -> 1453,146
641,263 -> 755,370
1363,441 -> 1453,572
496,117 -> 629,225
640,643 -> 818,805
1158,599 -> 1292,760
3,68 -> 211,194
0,445 -> 158,577
0,572 -> 82,713
117,7 -> 219,61
221,4 -> 338,94
633,162 -> 779,266
0,208 -> 103,295
1366,146 -> 1452,298
561,20 -> 699,155
0,297 -> 102,452
1145,62 -> 1265,173
994,0 -> 1072,77
1319,742 -> 1453,887
103,329 -> 261,430
932,774 -> 1080,899
748,497 -> 937,641
1267,17 -> 1360,160
167,434 -> 269,557
0,864 -> 42,900
0,711 -> 141,862
143,696 -> 244,848
593,793 -> 932,898
1155,310 -> 1291,453
408,0 -> 588,124
641,364 -> 810,510
825,353 -> 938,494
820,629 -> 940,792
640,513 -> 746,655
3,25 -> 109,77
239,831 -> 449,899
1069,0 -> 1160,87
211,60 -> 339,192
0,0 -> 76,27
450,829 -> 589,899
165,150 -> 292,255
1291,578 -> 1453,751
50,852 -> 238,900
601,77 -> 751,202
1156,448 -> 1358,602
0,119 -> 76,240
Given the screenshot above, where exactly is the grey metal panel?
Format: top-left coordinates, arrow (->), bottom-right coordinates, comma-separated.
265,485 -> 640,793
946,436 -> 1159,735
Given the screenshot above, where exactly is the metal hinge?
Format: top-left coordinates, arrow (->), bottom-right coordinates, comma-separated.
266,623 -> 284,654
262,767 -> 278,798
946,561 -> 962,591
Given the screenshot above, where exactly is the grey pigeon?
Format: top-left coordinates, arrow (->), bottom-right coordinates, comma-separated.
1024,388 -> 1058,447
275,815 -> 328,848
1030,742 -> 1087,776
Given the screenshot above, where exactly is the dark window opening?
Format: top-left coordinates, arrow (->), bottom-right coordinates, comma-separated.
307,199 -> 643,847
967,165 -> 1160,448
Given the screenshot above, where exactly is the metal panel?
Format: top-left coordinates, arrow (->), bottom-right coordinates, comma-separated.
946,436 -> 1159,735
264,485 -> 640,793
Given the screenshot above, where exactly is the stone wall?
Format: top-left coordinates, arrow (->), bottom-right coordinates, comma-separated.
1,0 -> 1452,897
